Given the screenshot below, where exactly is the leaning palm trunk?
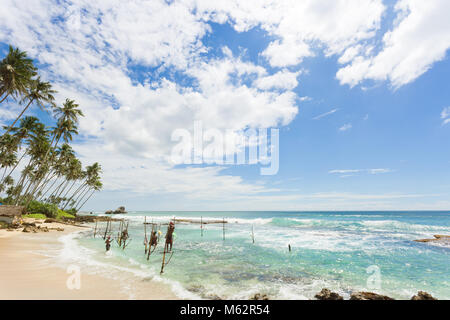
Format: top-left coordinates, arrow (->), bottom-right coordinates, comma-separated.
61,179 -> 76,199
38,172 -> 59,201
73,187 -> 92,209
26,133 -> 61,198
55,179 -> 71,201
3,98 -> 35,135
61,180 -> 79,209
0,150 -> 27,185
0,92 -> 10,104
76,189 -> 95,211
64,181 -> 87,208
48,178 -> 67,200
71,184 -> 91,208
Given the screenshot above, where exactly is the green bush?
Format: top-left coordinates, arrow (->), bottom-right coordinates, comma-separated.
26,200 -> 58,218
65,208 -> 78,216
23,213 -> 47,220
56,209 -> 75,220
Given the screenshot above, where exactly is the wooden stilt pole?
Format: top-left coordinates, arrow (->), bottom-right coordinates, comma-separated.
160,243 -> 167,274
252,225 -> 255,244
144,216 -> 148,254
122,221 -> 129,250
93,220 -> 98,238
147,223 -> 155,261
103,218 -> 110,240
201,216 -> 203,237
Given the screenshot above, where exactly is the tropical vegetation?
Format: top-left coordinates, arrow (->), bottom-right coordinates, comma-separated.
0,45 -> 102,216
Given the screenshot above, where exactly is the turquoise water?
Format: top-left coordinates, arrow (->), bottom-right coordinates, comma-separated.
72,211 -> 450,299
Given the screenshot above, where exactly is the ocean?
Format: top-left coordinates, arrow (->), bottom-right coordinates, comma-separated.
56,211 -> 450,299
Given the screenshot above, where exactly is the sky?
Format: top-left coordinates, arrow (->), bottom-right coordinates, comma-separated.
0,0 -> 449,211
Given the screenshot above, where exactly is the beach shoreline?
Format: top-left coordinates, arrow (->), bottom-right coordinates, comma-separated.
0,220 -> 178,300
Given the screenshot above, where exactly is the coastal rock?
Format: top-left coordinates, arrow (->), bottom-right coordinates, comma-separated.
350,292 -> 395,300
250,293 -> 269,300
22,225 -> 37,233
105,207 -> 127,214
411,291 -> 437,300
22,225 -> 49,233
49,227 -> 65,232
113,206 -> 127,214
414,234 -> 450,243
315,288 -> 343,300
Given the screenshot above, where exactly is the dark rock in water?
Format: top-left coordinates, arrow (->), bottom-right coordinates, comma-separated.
205,294 -> 222,300
350,292 -> 395,300
105,206 -> 127,214
414,234 -> 450,243
411,291 -> 437,300
315,288 -> 343,300
250,293 -> 269,300
113,206 -> 127,214
187,285 -> 202,293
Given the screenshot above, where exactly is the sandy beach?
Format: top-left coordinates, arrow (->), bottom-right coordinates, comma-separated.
0,220 -> 178,300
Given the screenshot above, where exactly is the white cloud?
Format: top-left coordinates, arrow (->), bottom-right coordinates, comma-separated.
313,108 -> 339,120
329,168 -> 393,176
196,0 -> 385,67
337,0 -> 450,87
441,107 -> 450,125
254,69 -> 300,91
0,0 -> 447,208
338,123 -> 352,131
0,0 -> 299,200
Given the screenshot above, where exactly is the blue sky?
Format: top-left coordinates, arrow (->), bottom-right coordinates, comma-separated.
1,0 -> 449,211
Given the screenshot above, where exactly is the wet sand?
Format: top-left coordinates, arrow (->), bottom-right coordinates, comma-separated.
0,220 -> 178,300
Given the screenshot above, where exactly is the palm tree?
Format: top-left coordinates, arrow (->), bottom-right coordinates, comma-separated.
0,45 -> 37,104
53,98 -> 84,125
0,116 -> 40,184
76,179 -> 102,211
3,77 -> 56,135
66,162 -> 101,209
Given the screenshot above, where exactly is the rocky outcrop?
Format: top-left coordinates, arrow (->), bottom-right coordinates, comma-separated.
114,206 -> 127,214
73,215 -> 120,223
250,293 -> 269,300
315,288 -> 344,300
105,206 -> 127,214
22,225 -> 49,233
411,291 -> 437,300
48,227 -> 65,232
350,292 -> 395,300
414,234 -> 450,243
